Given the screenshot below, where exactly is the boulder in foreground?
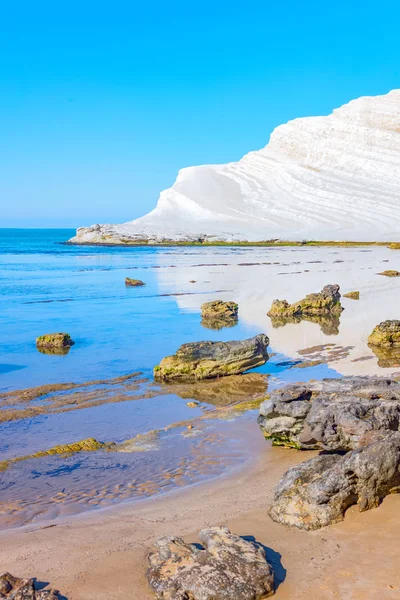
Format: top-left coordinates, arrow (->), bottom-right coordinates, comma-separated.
267,284 -> 343,319
36,333 -> 74,350
125,277 -> 145,286
258,376 -> 400,450
147,526 -> 275,599
154,334 -> 269,381
269,432 -> 400,530
368,320 -> 400,347
0,572 -> 60,599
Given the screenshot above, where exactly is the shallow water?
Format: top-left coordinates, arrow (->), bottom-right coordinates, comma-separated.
1,229 -> 399,528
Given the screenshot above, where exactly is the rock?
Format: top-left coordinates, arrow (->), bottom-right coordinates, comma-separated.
0,572 -> 60,599
258,376 -> 400,450
201,300 -> 239,330
368,320 -> 400,347
269,312 -> 340,335
389,243 -> 400,249
267,285 -> 343,320
36,333 -> 74,351
343,291 -> 360,300
269,432 -> 400,530
154,334 -> 269,381
125,278 -> 145,286
147,526 -> 275,599
377,269 -> 400,277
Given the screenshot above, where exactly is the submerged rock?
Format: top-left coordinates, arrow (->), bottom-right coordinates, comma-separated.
258,376 -> 400,450
0,572 -> 60,599
368,320 -> 400,347
125,277 -> 145,286
154,334 -> 269,381
269,432 -> 400,530
147,526 -> 275,599
343,290 -> 360,300
269,312 -> 340,335
36,333 -> 74,351
267,284 -> 343,320
377,270 -> 400,277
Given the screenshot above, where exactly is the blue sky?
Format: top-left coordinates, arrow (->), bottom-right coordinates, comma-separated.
1,0 -> 400,228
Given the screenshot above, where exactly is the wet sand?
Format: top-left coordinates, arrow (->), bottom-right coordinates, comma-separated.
1,433 -> 399,600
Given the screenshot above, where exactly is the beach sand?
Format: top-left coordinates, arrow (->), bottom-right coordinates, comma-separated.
1,430 -> 399,600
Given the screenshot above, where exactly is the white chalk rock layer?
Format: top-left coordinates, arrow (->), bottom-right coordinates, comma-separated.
70,90 -> 400,244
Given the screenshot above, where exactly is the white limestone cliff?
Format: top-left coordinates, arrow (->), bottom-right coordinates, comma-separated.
70,89 -> 400,244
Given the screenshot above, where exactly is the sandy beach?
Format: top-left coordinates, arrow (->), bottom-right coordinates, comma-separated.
1,425 -> 399,600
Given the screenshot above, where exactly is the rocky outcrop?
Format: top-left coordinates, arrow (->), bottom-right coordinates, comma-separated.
377,270 -> 400,277
258,376 -> 400,450
147,526 -> 275,599
201,300 -> 239,329
368,320 -> 400,347
69,90 -> 400,244
0,573 -> 60,599
268,285 -> 343,319
154,334 -> 269,381
269,432 -> 400,530
36,333 -> 74,353
125,278 -> 145,286
343,291 -> 360,300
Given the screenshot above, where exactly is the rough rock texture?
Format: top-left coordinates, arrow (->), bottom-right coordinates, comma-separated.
154,334 -> 269,381
258,376 -> 400,450
201,300 -> 239,329
0,573 -> 60,599
147,526 -> 275,599
368,320 -> 400,347
269,432 -> 400,530
36,333 -> 74,350
69,90 -> 400,244
268,285 -> 343,318
125,277 -> 145,286
269,312 -> 340,335
377,269 -> 400,277
343,290 -> 360,300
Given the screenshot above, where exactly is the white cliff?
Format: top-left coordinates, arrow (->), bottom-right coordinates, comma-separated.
70,89 -> 400,244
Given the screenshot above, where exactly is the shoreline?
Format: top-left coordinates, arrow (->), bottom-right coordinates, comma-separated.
1,436 -> 399,599
63,239 -> 400,248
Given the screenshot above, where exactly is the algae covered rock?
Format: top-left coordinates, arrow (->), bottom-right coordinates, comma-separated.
377,269 -> 400,277
0,572 -> 61,599
368,320 -> 400,347
269,432 -> 400,530
125,277 -> 145,286
201,300 -> 239,330
258,376 -> 400,451
268,284 -> 343,319
343,290 -> 360,300
36,333 -> 74,351
154,334 -> 269,381
147,526 -> 275,599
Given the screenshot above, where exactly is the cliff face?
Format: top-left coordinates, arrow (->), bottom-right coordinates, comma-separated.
70,90 -> 400,244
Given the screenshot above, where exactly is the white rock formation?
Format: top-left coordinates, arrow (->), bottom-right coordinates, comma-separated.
70,90 -> 400,244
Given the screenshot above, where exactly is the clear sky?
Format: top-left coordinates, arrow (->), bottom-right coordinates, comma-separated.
1,0 -> 400,228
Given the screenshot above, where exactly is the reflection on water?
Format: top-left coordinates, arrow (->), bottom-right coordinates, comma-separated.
368,345 -> 400,368
269,313 -> 341,336
201,316 -> 238,330
2,231 -> 400,528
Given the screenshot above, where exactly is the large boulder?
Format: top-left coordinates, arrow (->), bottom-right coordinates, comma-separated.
269,432 -> 400,530
201,300 -> 238,330
154,334 -> 269,381
0,572 -> 60,599
258,376 -> 400,450
368,320 -> 400,347
147,526 -> 275,599
267,284 -> 343,318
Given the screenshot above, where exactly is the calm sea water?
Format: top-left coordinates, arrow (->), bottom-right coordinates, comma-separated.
1,229 -> 351,528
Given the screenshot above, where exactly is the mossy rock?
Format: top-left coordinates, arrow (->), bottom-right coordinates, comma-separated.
343,291 -> 360,300
36,333 -> 74,349
268,284 -> 343,318
125,278 -> 145,286
389,243 -> 400,250
201,300 -> 238,320
368,320 -> 400,347
377,270 -> 400,277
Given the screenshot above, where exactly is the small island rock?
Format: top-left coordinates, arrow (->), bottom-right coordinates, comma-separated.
368,320 -> 400,347
377,269 -> 400,277
154,334 -> 269,381
268,284 -> 343,318
343,290 -> 360,300
36,333 -> 74,350
147,526 -> 275,599
125,277 -> 145,286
